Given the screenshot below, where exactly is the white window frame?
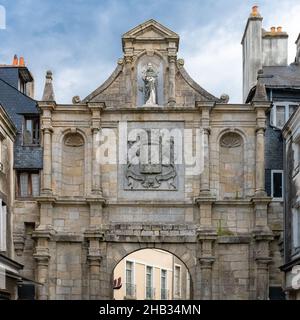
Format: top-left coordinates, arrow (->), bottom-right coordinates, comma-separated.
174,264 -> 181,299
0,199 -> 7,252
145,265 -> 154,299
271,102 -> 299,129
271,170 -> 284,201
160,269 -> 168,300
125,260 -> 135,298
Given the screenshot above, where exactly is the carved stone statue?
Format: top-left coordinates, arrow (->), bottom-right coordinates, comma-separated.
142,63 -> 158,105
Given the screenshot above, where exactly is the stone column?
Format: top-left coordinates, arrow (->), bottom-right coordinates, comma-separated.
197,233 -> 216,300
88,102 -> 105,196
168,55 -> 176,106
32,230 -> 52,300
42,128 -> 53,193
38,104 -> 55,195
255,126 -> 265,195
85,230 -> 105,299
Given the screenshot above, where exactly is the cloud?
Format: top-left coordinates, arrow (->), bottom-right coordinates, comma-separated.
0,0 -> 299,104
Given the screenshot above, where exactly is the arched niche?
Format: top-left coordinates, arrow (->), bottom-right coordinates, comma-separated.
136,52 -> 164,106
219,132 -> 244,199
61,132 -> 85,196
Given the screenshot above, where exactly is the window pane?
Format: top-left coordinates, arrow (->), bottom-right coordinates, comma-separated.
273,172 -> 283,198
24,119 -> 33,144
276,106 -> 285,128
31,174 -> 40,196
20,173 -> 28,197
289,105 -> 297,117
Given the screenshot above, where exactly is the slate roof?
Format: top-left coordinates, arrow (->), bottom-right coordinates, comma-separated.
261,63 -> 300,89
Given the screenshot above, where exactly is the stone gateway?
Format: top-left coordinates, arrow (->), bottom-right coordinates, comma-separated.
13,19 -> 283,300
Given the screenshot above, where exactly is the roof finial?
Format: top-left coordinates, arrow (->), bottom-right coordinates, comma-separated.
253,69 -> 268,102
42,70 -> 55,101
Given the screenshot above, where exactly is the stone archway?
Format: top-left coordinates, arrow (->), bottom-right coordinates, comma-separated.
105,242 -> 197,300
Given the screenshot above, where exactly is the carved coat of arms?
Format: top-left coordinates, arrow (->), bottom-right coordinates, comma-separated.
125,130 -> 177,190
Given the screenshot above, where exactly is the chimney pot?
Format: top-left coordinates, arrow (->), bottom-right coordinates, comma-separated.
277,26 -> 282,33
19,56 -> 25,66
270,26 -> 276,33
12,54 -> 18,66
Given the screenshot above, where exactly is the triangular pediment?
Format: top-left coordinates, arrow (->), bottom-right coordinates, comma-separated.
122,19 -> 179,47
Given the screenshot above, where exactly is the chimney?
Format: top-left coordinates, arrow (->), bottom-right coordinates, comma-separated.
12,54 -> 18,66
295,33 -> 300,64
241,6 -> 263,102
262,26 -> 288,66
19,56 -> 25,66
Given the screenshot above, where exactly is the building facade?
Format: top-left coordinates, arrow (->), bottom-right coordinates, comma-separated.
0,104 -> 23,300
113,249 -> 190,300
242,6 -> 300,299
9,18 -> 284,300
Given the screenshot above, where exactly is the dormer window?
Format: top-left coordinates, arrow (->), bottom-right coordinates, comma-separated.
270,102 -> 299,129
23,116 -> 40,145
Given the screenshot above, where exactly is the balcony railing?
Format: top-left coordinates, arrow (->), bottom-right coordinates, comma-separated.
145,286 -> 155,300
160,288 -> 169,300
125,283 -> 136,299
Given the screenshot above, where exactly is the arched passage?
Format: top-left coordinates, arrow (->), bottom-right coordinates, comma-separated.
111,246 -> 194,300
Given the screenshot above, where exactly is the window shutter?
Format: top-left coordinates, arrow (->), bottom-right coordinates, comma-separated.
2,205 -> 6,252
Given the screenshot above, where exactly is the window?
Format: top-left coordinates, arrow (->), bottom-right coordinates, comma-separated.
23,117 -> 40,145
271,170 -> 283,200
270,102 -> 299,129
174,265 -> 181,298
145,266 -> 153,299
292,208 -> 300,250
18,78 -> 26,94
17,171 -> 40,197
161,269 -> 167,300
125,261 -> 135,298
0,200 -> 7,252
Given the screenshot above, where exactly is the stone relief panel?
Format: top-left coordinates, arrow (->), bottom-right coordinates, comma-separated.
125,128 -> 177,190
137,54 -> 164,106
219,132 -> 244,199
118,122 -> 184,201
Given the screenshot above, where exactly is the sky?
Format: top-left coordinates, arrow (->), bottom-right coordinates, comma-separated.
0,0 -> 299,104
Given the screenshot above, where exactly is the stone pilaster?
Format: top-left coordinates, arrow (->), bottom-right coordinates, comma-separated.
32,228 -> 53,300
123,56 -> 133,105
87,102 -> 105,196
197,230 -> 217,300
253,231 -> 273,299
84,230 -> 105,299
38,102 -> 55,195
168,54 -> 176,106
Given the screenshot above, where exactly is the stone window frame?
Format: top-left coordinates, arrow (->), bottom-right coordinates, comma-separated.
270,169 -> 284,201
270,102 -> 299,129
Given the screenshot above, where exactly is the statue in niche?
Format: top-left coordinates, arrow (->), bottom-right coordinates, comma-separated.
142,63 -> 158,105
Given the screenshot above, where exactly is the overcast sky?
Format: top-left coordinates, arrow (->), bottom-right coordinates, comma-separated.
0,0 -> 299,103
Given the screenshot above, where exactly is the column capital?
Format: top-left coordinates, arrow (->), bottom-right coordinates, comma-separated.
42,127 -> 54,134
255,127 -> 265,134
198,257 -> 215,268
